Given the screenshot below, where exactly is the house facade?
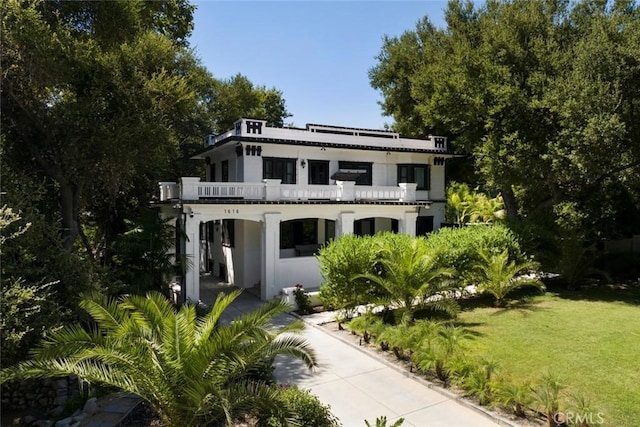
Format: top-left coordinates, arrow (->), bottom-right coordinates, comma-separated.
155,118 -> 456,302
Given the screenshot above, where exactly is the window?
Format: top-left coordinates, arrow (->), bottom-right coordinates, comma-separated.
222,219 -> 234,247
416,216 -> 434,236
354,218 -> 375,236
338,161 -> 372,185
263,157 -> 296,184
221,160 -> 229,182
211,164 -> 217,182
398,164 -> 430,190
280,219 -> 317,249
309,160 -> 329,185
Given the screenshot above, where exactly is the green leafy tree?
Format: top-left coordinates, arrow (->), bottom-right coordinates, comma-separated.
370,0 -> 640,239
209,73 -> 292,133
473,249 -> 545,307
0,291 -> 317,427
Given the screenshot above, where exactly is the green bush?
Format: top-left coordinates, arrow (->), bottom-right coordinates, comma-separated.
424,224 -> 526,286
263,386 -> 340,427
318,234 -> 383,318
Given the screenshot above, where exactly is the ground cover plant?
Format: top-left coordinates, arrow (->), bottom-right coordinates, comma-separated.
458,285 -> 640,426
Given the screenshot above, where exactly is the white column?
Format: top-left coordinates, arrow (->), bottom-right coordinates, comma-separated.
261,212 -> 281,300
184,213 -> 201,303
399,211 -> 419,236
337,212 -> 355,236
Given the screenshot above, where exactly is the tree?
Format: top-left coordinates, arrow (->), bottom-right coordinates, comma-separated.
209,73 -> 292,133
370,0 -> 640,239
473,249 -> 545,307
0,291 -> 317,427
1,0 -> 213,253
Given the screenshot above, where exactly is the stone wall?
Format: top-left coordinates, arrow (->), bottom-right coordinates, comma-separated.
1,376 -> 81,412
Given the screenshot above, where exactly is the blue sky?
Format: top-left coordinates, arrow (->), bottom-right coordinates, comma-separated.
189,1 -> 449,130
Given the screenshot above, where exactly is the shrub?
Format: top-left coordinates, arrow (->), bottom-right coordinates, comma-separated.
263,386 -> 340,427
293,284 -> 312,315
318,234 -> 383,319
424,224 -> 526,286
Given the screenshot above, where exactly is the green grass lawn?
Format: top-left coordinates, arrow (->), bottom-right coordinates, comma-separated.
457,283 -> 640,426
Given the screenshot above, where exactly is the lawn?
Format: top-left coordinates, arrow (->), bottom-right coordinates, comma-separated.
457,283 -> 640,426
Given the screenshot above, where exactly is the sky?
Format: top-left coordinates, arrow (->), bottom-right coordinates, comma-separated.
189,1 -> 450,130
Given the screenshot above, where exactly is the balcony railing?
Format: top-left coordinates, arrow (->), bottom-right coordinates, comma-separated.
158,178 -> 420,203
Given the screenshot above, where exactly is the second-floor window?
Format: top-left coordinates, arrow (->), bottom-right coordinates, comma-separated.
398,164 -> 430,190
221,160 -> 229,182
338,161 -> 372,185
263,157 -> 296,184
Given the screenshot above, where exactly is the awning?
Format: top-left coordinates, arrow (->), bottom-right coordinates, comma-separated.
331,169 -> 366,181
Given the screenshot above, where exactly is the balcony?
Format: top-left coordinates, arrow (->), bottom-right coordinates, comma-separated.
158,178 -> 421,203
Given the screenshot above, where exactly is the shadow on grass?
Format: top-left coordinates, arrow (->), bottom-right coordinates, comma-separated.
545,278 -> 640,306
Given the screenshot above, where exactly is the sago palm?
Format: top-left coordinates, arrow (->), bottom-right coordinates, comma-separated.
357,238 -> 457,322
474,249 -> 545,307
0,290 -> 317,427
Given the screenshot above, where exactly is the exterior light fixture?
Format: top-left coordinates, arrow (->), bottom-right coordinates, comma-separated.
300,159 -> 306,168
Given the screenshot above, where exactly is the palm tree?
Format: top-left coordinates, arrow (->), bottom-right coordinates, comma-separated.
0,291 -> 317,427
357,238 -> 457,322
473,249 -> 545,307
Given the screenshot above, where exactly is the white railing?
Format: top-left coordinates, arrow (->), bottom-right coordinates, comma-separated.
280,184 -> 341,200
160,178 -> 420,203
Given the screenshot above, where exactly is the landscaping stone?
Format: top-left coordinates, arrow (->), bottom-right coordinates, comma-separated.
82,397 -> 99,415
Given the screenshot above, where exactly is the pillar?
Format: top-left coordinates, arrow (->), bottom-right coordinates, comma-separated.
184,213 -> 201,303
261,212 -> 281,300
399,211 -> 419,236
337,212 -> 355,236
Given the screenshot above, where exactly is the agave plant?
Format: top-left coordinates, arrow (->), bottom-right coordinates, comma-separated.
0,291 -> 317,427
473,249 -> 545,307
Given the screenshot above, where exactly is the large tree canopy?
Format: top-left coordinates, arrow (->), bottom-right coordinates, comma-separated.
1,0 -> 291,255
370,0 -> 640,238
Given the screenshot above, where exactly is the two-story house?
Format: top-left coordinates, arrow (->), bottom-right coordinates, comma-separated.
155,118 -> 456,302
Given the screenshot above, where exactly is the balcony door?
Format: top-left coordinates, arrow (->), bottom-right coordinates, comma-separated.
309,160 -> 329,185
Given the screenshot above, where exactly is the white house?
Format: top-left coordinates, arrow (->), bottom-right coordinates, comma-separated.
155,118 -> 457,302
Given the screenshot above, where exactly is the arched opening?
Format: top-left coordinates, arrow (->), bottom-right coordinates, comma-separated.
279,218 -> 336,258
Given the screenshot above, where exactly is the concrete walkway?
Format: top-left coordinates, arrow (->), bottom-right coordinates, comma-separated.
199,286 -> 513,427
272,313 -> 509,427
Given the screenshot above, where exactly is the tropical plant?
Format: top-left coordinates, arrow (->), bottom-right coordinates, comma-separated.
263,385 -> 340,427
446,182 -> 505,225
365,415 -> 405,427
495,378 -> 533,418
532,371 -> 565,427
414,324 -> 472,383
378,320 -> 441,368
0,291 -> 317,427
473,249 -> 545,307
348,312 -> 387,345
357,237 -> 457,323
457,357 -> 499,406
